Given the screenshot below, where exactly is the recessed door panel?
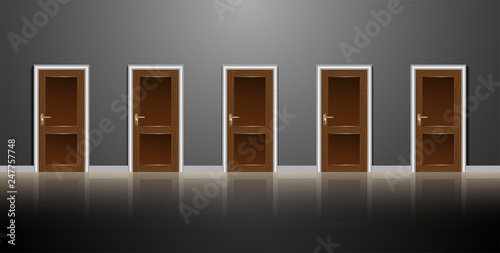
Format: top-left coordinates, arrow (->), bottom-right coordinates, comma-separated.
132,69 -> 179,172
45,77 -> 78,126
234,77 -> 266,127
422,77 -> 455,127
234,134 -> 267,165
328,77 -> 360,126
321,69 -> 368,172
140,134 -> 172,165
415,69 -> 462,172
422,134 -> 454,165
140,77 -> 172,126
328,134 -> 360,166
45,134 -> 78,165
38,69 -> 85,172
227,69 -> 274,172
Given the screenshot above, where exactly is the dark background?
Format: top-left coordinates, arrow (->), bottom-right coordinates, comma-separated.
1,0 -> 499,166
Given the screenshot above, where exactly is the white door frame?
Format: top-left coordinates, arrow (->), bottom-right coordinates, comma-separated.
34,64 -> 90,172
127,65 -> 184,172
222,65 -> 278,172
410,65 -> 467,172
316,65 -> 373,172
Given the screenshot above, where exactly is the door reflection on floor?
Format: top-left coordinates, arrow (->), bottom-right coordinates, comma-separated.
416,173 -> 463,220
26,172 -> 499,222
321,173 -> 368,220
38,173 -> 85,220
5,172 -> 498,252
133,173 -> 179,220
227,173 -> 273,220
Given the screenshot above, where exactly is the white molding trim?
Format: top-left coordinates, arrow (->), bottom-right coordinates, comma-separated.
222,65 -> 278,173
0,166 -> 35,172
88,166 -> 129,173
464,166 -> 500,173
371,166 -> 412,173
127,65 -> 184,172
183,166 -> 223,172
316,65 -> 373,172
33,65 -> 90,173
410,65 -> 467,172
277,166 -> 318,172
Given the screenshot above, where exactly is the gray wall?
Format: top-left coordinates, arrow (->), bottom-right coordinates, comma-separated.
1,0 -> 499,166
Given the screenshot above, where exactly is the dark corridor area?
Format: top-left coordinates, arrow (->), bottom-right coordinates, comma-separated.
0,172 -> 499,252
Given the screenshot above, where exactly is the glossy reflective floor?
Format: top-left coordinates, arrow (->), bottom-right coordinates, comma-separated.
1,172 -> 499,252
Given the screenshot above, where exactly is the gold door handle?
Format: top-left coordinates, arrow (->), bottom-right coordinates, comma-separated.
417,113 -> 428,126
229,113 -> 240,126
134,113 -> 145,126
40,113 -> 51,126
323,113 -> 334,126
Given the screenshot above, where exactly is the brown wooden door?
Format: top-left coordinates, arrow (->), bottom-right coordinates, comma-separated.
227,69 -> 274,172
415,70 -> 462,172
133,69 -> 179,172
321,69 -> 367,172
39,69 -> 85,172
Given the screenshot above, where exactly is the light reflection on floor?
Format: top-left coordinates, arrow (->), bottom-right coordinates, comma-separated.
1,172 -> 499,252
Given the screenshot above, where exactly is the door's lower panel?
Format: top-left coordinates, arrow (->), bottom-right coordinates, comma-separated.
418,134 -> 459,172
42,164 -> 81,172
45,134 -> 78,165
233,134 -> 266,165
42,134 -> 82,172
137,134 -> 175,172
326,134 -> 363,172
228,164 -> 271,172
229,133 -> 272,172
328,134 -> 360,165
422,134 -> 454,165
138,164 -> 175,172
